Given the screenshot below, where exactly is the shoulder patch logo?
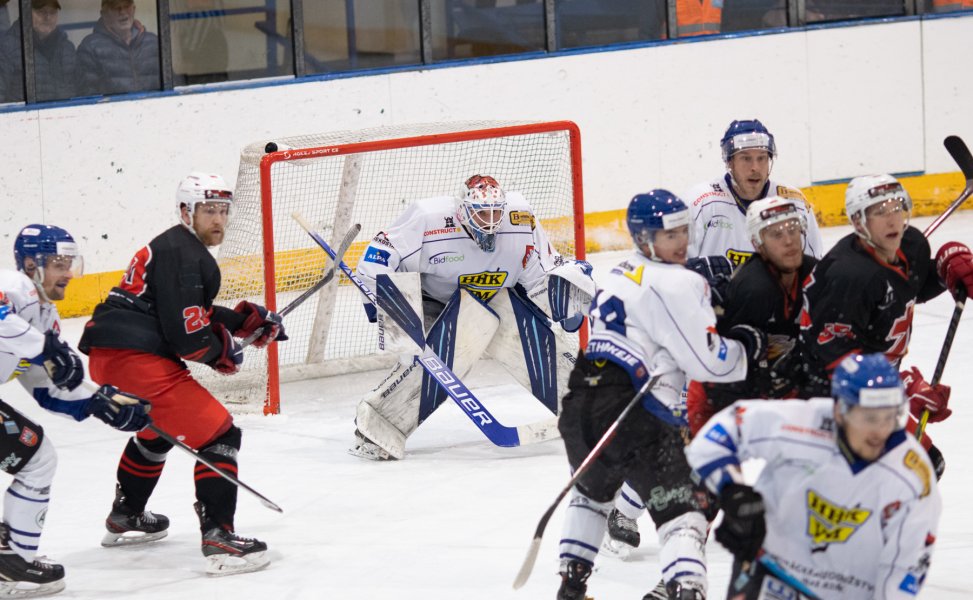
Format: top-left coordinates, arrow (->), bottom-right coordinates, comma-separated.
903,449 -> 931,498
776,186 -> 806,201
622,265 -> 644,286
18,427 -> 39,447
509,211 -> 535,228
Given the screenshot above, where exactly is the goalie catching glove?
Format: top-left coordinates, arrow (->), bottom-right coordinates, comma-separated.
86,385 -> 152,432
547,260 -> 594,333
233,301 -> 288,348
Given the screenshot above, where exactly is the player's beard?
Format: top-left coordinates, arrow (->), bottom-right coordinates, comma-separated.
200,228 -> 224,247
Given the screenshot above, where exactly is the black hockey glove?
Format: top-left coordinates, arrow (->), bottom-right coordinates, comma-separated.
727,324 -> 768,369
686,255 -> 734,307
42,330 -> 84,391
766,336 -> 804,397
716,483 -> 766,562
232,301 -> 289,348
208,322 -> 244,375
87,385 -> 152,432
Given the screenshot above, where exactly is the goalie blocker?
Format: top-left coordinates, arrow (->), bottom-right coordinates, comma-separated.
352,272 -> 576,460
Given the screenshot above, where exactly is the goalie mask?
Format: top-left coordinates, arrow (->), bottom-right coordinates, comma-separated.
14,224 -> 84,302
176,172 -> 234,232
457,175 -> 507,253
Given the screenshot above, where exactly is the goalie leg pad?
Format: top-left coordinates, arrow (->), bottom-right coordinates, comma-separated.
657,511 -> 708,595
354,362 -> 422,460
486,288 -> 574,414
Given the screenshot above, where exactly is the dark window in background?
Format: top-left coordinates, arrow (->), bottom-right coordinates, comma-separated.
721,0 -> 787,33
805,0 -> 906,23
303,1 -> 421,74
556,0 -> 667,49
170,0 -> 292,86
432,0 -> 546,61
0,0 -> 24,103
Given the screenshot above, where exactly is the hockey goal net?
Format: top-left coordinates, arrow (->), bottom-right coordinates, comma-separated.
195,120 -> 585,415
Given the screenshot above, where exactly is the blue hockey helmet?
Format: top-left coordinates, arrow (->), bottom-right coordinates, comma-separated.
831,353 -> 905,411
14,224 -> 84,300
626,190 -> 690,260
721,119 -> 777,163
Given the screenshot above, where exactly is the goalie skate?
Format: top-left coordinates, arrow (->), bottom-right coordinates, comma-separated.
201,528 -> 269,576
347,430 -> 394,461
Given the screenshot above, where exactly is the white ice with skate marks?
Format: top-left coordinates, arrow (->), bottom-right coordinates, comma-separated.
2,213 -> 971,599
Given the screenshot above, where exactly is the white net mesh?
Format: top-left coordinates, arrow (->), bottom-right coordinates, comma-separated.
194,121 -> 583,413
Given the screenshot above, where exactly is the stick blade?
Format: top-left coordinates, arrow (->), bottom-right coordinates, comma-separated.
945,135 -> 973,181
512,537 -> 542,590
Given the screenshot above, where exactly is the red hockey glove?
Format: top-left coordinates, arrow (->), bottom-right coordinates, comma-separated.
901,366 -> 952,424
232,301 -> 288,348
208,321 -> 244,375
936,242 -> 973,301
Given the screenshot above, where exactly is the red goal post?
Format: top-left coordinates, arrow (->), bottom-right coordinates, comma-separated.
196,120 -> 586,415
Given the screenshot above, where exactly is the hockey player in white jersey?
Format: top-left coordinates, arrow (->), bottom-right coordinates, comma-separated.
0,225 -> 152,597
555,190 -> 767,600
351,175 -> 590,460
686,353 -> 940,600
686,119 -> 824,264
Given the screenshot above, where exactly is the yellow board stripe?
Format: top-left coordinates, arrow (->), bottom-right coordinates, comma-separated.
54,170 -> 969,318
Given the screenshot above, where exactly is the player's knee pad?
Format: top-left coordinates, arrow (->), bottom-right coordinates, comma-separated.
657,510 -> 708,593
559,488 -> 612,567
486,288 -> 575,414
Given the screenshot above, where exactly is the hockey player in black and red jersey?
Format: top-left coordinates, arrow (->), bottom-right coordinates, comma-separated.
79,173 -> 287,576
799,173 -> 970,477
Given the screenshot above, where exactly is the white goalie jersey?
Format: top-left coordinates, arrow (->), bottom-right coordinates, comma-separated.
687,399 -> 941,600
585,253 -> 748,414
356,193 -> 563,309
685,175 -> 824,264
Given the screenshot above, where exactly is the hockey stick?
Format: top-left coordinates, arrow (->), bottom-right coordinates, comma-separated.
756,554 -> 821,600
239,223 -> 362,348
292,213 -> 560,448
81,381 -> 284,513
512,374 -> 661,590
915,135 -> 973,439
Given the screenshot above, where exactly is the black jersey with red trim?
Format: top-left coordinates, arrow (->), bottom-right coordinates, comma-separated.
705,253 -> 817,406
799,226 -> 945,396
79,225 -> 244,364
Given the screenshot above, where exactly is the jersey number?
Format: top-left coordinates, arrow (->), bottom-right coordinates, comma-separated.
183,306 -> 210,334
591,290 -> 627,335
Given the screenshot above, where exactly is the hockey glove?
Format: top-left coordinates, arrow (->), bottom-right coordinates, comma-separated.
936,242 -> 973,301
686,255 -> 734,307
901,366 -> 952,424
547,260 -> 595,333
232,301 -> 289,348
87,385 -> 152,432
42,330 -> 85,391
208,321 -> 244,375
716,483 -> 766,562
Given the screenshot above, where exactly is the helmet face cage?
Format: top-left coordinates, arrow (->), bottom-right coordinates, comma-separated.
721,119 -> 777,163
457,175 -> 507,253
746,198 -> 807,249
176,173 -> 234,229
14,225 -> 84,294
845,175 -> 912,241
626,190 -> 691,260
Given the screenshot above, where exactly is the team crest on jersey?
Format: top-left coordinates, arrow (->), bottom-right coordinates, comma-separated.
903,449 -> 931,498
18,427 -> 38,448
724,249 -> 753,267
805,489 -> 871,545
885,300 -> 915,362
817,322 -> 854,344
458,271 -> 508,301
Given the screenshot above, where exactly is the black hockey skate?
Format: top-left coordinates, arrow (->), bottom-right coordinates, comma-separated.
196,503 -> 269,576
557,560 -> 592,600
664,579 -> 706,600
0,523 -> 65,598
602,507 -> 640,558
642,579 -> 668,600
102,486 -> 169,547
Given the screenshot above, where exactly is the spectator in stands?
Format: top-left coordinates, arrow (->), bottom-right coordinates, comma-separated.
675,0 -> 721,37
0,0 -> 78,103
77,0 -> 160,96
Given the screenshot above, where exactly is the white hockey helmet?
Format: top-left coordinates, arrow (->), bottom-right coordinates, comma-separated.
456,174 -> 507,253
176,172 -> 234,229
745,196 -> 806,249
845,174 -> 911,238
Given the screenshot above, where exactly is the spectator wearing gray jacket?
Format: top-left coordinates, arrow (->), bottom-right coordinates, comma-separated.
77,0 -> 160,96
0,0 -> 78,103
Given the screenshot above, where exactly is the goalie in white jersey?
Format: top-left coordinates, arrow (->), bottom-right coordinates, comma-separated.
685,119 -> 824,264
555,190 -> 767,600
351,175 -> 591,460
686,353 -> 940,600
0,225 -> 151,597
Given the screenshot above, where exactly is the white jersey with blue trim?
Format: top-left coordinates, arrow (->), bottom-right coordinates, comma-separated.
585,252 -> 748,413
685,175 -> 825,264
686,398 -> 940,600
355,193 -> 562,305
0,270 -> 92,421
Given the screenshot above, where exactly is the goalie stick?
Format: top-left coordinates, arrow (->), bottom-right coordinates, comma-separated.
512,374 -> 661,590
80,381 -> 284,513
917,135 -> 973,440
240,223 -> 362,348
292,213 -> 560,448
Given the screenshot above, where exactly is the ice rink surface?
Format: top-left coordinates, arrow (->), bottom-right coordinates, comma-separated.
5,213 -> 973,599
